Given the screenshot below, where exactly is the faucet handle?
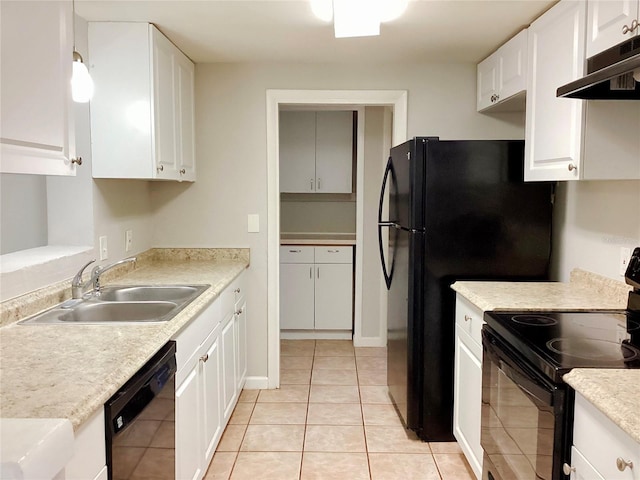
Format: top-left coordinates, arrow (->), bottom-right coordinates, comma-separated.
72,259 -> 96,286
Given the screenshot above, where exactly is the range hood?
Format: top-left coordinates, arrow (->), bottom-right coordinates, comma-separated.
557,34 -> 640,99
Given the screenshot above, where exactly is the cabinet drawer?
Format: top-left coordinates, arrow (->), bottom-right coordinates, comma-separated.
173,299 -> 220,381
314,246 -> 352,264
280,246 -> 314,263
573,392 -> 640,480
455,295 -> 484,347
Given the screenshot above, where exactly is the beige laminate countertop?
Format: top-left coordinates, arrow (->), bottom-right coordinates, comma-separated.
452,270 -> 639,443
563,369 -> 640,443
0,249 -> 249,431
280,232 -> 356,246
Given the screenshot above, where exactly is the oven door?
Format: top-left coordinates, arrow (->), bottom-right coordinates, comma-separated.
481,327 -> 568,480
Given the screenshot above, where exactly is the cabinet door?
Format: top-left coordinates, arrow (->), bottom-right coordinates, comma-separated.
0,1 -> 76,175
279,111 -> 316,193
587,0 -> 639,57
175,367 -> 202,480
221,314 -> 237,421
201,333 -> 222,466
453,329 -> 483,479
280,263 -> 315,330
477,53 -> 499,111
525,0 -> 586,181
176,51 -> 196,181
235,300 -> 247,390
498,29 -> 527,101
152,27 -> 177,179
315,111 -> 353,193
314,264 -> 353,330
570,447 -> 606,480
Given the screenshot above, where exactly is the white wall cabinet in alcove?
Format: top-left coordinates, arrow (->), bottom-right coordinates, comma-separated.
279,111 -> 353,193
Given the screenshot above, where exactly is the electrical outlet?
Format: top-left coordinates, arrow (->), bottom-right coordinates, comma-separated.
99,236 -> 108,261
125,230 -> 133,252
620,247 -> 631,276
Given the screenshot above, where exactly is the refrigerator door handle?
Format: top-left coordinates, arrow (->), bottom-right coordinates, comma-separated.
378,156 -> 396,290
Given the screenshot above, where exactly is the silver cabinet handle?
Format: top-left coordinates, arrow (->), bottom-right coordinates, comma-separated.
616,458 -> 633,472
327,249 -> 340,253
310,179 -> 314,190
310,267 -> 312,279
464,315 -> 472,322
317,178 -> 321,190
289,249 -> 302,253
622,19 -> 639,34
562,463 -> 575,475
157,164 -> 164,172
568,163 -> 577,172
71,157 -> 82,166
234,288 -> 241,294
235,308 -> 243,316
317,267 -> 320,279
200,353 -> 209,363
180,168 -> 186,175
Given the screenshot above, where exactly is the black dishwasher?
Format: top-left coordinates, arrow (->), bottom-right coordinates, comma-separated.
105,341 -> 177,480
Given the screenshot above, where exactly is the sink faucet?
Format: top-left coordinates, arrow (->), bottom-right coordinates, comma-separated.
71,257 -> 137,299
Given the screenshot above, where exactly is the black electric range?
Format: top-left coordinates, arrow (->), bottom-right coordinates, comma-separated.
483,309 -> 640,382
480,247 -> 640,480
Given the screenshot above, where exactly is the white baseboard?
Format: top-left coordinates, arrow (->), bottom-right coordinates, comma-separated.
243,376 -> 269,389
353,336 -> 386,347
281,330 -> 352,340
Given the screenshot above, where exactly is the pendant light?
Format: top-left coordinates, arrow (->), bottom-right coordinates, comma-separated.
71,0 -> 94,103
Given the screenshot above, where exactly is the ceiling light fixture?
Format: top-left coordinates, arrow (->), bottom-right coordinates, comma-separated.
71,0 -> 94,103
310,0 -> 408,38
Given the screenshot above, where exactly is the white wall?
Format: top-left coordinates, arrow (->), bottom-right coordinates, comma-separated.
280,200 -> 356,233
0,174 -> 48,254
552,180 -> 640,282
151,61 -> 525,379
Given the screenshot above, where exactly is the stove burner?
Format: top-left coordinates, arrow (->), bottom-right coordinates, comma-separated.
546,338 -> 639,362
511,314 -> 558,326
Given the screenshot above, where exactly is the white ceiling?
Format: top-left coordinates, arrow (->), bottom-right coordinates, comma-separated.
76,0 -> 557,64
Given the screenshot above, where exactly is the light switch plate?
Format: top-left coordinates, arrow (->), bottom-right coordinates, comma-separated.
99,236 -> 108,260
248,214 -> 259,233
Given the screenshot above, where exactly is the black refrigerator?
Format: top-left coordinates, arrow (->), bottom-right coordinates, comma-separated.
377,137 -> 552,441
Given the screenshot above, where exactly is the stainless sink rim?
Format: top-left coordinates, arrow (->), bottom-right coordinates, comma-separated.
18,284 -> 210,325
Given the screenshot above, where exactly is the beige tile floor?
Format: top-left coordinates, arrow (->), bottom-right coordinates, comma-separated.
205,340 -> 475,480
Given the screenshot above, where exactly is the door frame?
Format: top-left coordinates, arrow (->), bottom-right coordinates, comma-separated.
266,89 -> 408,388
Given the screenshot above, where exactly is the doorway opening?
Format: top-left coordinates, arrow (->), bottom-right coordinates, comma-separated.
266,90 -> 408,388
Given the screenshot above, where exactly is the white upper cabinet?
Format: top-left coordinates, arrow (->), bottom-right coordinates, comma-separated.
525,0 -> 640,182
587,0 -> 640,57
477,29 -> 528,112
89,22 -> 195,181
525,0 -> 587,181
279,111 -> 353,193
0,1 -> 77,176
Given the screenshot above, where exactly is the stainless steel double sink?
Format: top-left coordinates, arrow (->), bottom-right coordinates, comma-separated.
19,285 -> 210,325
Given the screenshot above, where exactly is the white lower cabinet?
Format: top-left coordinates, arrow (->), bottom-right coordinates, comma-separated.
174,271 -> 247,480
280,246 -> 353,332
453,294 -> 484,480
201,330 -> 222,465
221,312 -> 237,422
568,392 -> 640,480
65,409 -> 107,480
176,366 -> 202,480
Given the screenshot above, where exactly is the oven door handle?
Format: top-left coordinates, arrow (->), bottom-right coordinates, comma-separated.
498,359 -> 554,407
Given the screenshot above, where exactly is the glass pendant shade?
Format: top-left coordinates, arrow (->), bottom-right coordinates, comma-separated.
72,51 -> 94,103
